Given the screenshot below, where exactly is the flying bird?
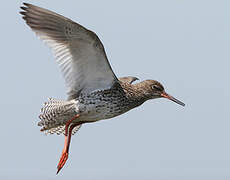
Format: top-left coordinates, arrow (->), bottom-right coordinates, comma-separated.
20,3 -> 185,174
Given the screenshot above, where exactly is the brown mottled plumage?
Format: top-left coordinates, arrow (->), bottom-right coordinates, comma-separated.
20,3 -> 185,174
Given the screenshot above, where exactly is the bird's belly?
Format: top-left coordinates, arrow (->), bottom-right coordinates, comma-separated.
77,101 -> 130,122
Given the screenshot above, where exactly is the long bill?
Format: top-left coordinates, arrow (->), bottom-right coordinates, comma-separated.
161,92 -> 185,106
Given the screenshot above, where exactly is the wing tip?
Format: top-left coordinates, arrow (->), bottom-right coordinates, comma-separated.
20,2 -> 32,13
22,2 -> 34,8
20,3 -> 29,20
23,2 -> 30,6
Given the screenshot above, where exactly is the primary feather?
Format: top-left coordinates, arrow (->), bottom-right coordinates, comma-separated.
20,3 -> 118,99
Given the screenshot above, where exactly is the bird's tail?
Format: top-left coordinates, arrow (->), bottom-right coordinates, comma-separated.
38,98 -> 81,135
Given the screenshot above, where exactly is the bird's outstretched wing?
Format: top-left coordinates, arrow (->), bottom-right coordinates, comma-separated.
20,3 -> 118,99
119,76 -> 139,84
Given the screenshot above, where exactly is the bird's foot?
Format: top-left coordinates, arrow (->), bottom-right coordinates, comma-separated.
56,115 -> 81,174
57,150 -> 68,174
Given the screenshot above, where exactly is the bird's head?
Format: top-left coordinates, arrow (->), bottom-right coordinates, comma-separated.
140,80 -> 185,106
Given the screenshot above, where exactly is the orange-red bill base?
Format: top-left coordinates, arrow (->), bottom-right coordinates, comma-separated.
161,92 -> 185,106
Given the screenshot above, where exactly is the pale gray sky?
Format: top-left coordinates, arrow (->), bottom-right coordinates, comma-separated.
1,0 -> 230,179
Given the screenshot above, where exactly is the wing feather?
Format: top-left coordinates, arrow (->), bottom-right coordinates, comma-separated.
119,76 -> 139,84
20,3 -> 117,98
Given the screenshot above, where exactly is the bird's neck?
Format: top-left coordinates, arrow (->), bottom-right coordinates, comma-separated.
120,81 -> 152,103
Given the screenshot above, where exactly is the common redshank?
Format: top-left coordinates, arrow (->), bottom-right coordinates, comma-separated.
20,3 -> 185,174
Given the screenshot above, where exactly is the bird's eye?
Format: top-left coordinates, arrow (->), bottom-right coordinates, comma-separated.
152,85 -> 162,91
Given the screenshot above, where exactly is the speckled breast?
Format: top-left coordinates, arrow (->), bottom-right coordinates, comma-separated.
76,85 -> 143,122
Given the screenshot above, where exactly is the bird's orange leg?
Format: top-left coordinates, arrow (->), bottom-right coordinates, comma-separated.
56,114 -> 81,174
